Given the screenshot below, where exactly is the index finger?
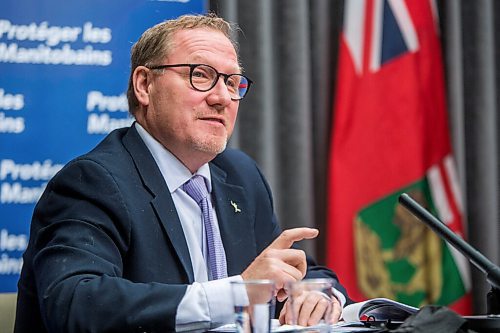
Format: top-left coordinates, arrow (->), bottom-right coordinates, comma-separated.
269,228 -> 319,250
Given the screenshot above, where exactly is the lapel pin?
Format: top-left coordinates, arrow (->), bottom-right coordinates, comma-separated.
230,200 -> 241,213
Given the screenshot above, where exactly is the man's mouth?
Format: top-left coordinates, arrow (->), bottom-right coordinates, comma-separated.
198,116 -> 226,126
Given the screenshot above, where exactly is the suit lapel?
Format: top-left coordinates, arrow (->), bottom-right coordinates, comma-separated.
122,125 -> 257,280
210,163 -> 257,276
122,125 -> 194,282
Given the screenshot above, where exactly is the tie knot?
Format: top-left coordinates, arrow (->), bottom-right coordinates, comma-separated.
183,175 -> 209,204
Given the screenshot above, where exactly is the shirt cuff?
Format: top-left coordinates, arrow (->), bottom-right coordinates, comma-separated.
175,275 -> 243,331
332,287 -> 347,307
203,275 -> 244,325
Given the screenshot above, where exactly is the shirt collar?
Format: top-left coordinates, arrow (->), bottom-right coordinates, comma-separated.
134,122 -> 212,193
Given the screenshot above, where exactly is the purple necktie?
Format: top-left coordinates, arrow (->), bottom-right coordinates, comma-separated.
183,175 -> 228,280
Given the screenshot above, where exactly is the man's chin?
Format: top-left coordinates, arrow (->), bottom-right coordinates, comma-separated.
192,138 -> 227,156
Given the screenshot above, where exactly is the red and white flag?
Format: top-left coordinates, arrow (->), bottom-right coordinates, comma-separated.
327,0 -> 471,313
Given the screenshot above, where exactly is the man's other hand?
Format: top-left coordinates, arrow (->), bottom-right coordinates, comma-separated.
278,290 -> 342,326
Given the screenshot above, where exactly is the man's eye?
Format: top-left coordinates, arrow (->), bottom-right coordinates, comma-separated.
192,70 -> 203,77
227,76 -> 240,88
192,69 -> 211,80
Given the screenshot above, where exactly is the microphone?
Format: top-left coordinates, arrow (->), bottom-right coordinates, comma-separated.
398,193 -> 500,315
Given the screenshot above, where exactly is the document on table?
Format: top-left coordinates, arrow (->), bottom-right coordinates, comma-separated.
211,319 -> 381,332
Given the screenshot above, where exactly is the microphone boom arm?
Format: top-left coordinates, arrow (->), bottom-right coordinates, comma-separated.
399,193 -> 500,314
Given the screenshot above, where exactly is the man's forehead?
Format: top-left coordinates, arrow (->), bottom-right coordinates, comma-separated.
169,28 -> 240,68
171,28 -> 234,48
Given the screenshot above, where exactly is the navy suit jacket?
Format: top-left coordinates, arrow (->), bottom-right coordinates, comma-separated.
14,125 -> 347,333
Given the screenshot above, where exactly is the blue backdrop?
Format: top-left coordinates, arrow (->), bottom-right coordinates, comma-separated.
0,0 -> 206,293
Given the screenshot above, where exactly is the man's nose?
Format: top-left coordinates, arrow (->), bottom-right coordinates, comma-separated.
207,76 -> 232,105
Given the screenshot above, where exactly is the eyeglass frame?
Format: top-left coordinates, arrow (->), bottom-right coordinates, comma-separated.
146,63 -> 253,101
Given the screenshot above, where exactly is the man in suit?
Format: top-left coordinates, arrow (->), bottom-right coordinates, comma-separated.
14,13 -> 348,332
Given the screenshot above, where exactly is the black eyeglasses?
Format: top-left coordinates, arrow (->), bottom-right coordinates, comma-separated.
147,63 -> 253,101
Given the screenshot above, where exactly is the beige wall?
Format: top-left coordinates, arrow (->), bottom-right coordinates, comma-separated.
0,293 -> 16,333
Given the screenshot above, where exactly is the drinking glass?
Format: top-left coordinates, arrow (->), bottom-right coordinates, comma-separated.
231,280 -> 276,333
285,278 -> 335,332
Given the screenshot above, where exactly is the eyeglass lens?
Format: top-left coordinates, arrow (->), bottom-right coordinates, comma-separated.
191,65 -> 249,100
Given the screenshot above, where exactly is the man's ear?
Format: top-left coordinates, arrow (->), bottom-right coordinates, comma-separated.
133,66 -> 150,106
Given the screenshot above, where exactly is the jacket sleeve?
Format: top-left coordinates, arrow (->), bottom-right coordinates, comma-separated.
223,149 -> 352,305
27,158 -> 186,333
243,151 -> 352,304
